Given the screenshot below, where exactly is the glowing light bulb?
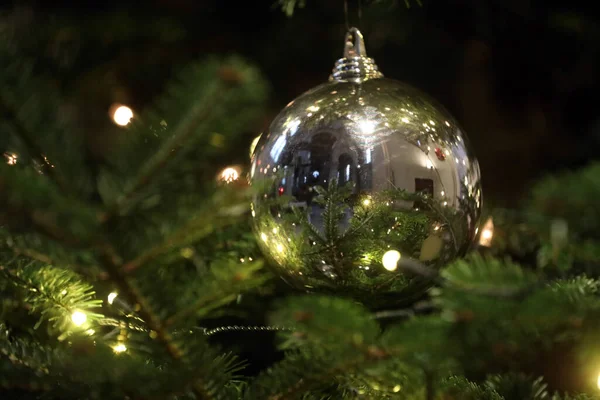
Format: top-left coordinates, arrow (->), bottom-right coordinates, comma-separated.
362,198 -> 371,207
382,250 -> 401,271
71,310 -> 87,326
276,243 -> 284,253
113,343 -> 127,353
260,233 -> 268,242
4,152 -> 17,165
479,217 -> 494,247
220,167 -> 240,183
393,385 -> 401,393
112,105 -> 133,126
107,292 -> 118,305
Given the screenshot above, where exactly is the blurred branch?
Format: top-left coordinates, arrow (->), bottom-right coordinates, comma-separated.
0,97 -> 68,193
121,193 -> 247,274
105,81 -> 221,219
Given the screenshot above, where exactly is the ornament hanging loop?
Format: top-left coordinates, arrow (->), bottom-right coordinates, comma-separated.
344,27 -> 367,58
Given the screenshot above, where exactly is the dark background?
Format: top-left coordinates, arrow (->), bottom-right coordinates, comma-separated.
2,0 -> 600,394
3,0 -> 600,207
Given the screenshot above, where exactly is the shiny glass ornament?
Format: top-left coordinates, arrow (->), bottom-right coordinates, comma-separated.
250,28 -> 482,305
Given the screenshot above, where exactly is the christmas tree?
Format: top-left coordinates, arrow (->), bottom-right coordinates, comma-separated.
2,1 -> 600,399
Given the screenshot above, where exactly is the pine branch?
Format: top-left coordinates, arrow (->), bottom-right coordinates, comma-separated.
0,324 -> 55,373
164,260 -> 267,327
9,246 -> 98,279
0,326 -> 85,399
9,246 -> 53,265
245,296 -> 399,398
424,197 -> 459,253
439,376 -> 503,400
121,187 -> 250,275
0,99 -> 68,193
292,206 -> 327,247
265,345 -> 397,400
0,43 -> 93,198
97,244 -> 248,400
121,216 -> 215,274
372,301 -> 435,320
103,57 -> 266,219
320,183 -> 343,244
107,82 -> 222,218
528,162 -> 600,240
2,233 -> 101,279
486,373 -> 549,400
0,164 -> 101,246
0,261 -> 103,334
96,244 -> 185,361
439,254 -> 541,299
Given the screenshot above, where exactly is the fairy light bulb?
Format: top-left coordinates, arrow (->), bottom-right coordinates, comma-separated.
107,292 -> 118,305
382,250 -> 401,271
71,310 -> 87,326
220,167 -> 240,183
112,105 -> 134,126
479,217 -> 494,247
113,343 -> 127,353
4,152 -> 17,165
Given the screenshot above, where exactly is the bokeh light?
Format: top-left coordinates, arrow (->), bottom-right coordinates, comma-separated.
113,343 -> 127,353
71,310 -> 87,326
220,166 -> 240,183
107,292 -> 118,305
111,105 -> 134,126
479,217 -> 494,247
382,250 -> 401,271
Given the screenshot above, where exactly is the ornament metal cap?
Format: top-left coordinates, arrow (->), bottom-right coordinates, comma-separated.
330,27 -> 383,83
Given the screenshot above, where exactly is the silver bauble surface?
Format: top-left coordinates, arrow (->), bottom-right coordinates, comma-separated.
250,29 -> 482,305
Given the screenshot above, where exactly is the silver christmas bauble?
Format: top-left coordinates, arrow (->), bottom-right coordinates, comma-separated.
250,28 -> 482,305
